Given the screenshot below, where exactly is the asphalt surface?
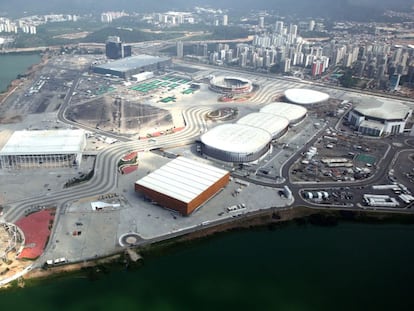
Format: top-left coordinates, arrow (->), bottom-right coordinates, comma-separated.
2,57 -> 414,269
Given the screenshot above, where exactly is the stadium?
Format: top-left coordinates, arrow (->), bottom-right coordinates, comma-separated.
135,157 -> 229,216
209,75 -> 253,94
91,54 -> 172,79
200,123 -> 272,163
284,88 -> 330,105
260,102 -> 308,125
237,112 -> 289,139
347,99 -> 412,136
0,130 -> 86,169
200,102 -> 309,163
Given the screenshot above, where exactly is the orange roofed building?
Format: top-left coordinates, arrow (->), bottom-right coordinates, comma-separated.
135,157 -> 229,216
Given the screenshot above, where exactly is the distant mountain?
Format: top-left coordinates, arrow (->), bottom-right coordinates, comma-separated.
0,0 -> 412,19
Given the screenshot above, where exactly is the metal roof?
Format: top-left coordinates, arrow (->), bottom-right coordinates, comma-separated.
93,54 -> 170,72
354,99 -> 411,121
237,112 -> 289,137
284,88 -> 329,104
200,124 -> 272,154
135,157 -> 228,203
260,102 -> 307,124
0,130 -> 85,155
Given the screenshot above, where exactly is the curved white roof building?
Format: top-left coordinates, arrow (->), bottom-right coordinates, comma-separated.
237,112 -> 289,139
285,88 -> 329,105
200,124 -> 272,163
260,102 -> 308,125
348,99 -> 412,136
353,100 -> 410,121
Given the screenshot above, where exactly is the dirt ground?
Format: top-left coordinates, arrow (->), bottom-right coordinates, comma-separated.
66,96 -> 173,135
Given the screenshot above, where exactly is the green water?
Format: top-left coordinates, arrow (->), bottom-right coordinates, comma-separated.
0,54 -> 42,93
1,222 -> 413,311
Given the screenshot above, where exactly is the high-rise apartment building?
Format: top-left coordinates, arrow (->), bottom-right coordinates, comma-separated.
176,41 -> 183,58
222,15 -> 228,26
259,16 -> 265,28
105,36 -> 132,60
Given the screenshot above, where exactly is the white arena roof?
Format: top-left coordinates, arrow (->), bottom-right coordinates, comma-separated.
200,124 -> 272,154
237,112 -> 289,138
135,157 -> 228,204
260,102 -> 308,124
354,99 -> 411,121
0,130 -> 85,155
285,88 -> 330,105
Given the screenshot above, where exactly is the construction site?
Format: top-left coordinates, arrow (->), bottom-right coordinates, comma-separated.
65,96 -> 173,136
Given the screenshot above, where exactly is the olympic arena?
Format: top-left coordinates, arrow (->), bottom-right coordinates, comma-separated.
237,113 -> 289,139
284,88 -> 330,105
200,102 -> 308,163
260,102 -> 308,125
347,99 -> 412,136
209,76 -> 253,94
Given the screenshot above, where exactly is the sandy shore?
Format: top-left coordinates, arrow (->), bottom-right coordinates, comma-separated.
22,254 -> 122,282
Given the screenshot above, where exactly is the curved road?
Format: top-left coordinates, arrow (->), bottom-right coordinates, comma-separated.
3,106 -> 211,223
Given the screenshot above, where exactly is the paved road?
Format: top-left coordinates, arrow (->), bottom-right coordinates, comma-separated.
2,106 -> 211,223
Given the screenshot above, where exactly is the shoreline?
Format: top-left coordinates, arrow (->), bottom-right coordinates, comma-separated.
0,52 -> 48,105
10,206 -> 414,289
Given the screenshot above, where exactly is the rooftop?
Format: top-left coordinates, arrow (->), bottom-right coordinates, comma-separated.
237,112 -> 289,137
200,124 -> 272,154
284,88 -> 330,105
354,98 -> 411,121
93,55 -> 171,72
0,130 -> 85,155
260,102 -> 308,124
135,157 -> 229,204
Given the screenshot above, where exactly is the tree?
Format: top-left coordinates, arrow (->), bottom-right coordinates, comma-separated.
339,69 -> 356,88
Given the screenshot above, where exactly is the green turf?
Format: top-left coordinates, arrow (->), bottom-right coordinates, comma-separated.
355,154 -> 376,165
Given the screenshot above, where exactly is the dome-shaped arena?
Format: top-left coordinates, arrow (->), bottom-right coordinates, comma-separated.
353,100 -> 410,121
237,112 -> 289,139
209,76 -> 253,94
200,124 -> 272,163
347,99 -> 412,136
260,102 -> 308,125
284,89 -> 329,105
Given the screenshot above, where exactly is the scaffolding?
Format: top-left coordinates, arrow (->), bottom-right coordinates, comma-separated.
0,223 -> 23,262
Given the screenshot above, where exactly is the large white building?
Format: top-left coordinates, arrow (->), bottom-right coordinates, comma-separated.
237,113 -> 289,139
284,88 -> 330,105
200,124 -> 272,163
0,130 -> 86,169
260,102 -> 308,125
200,102 -> 308,163
347,99 -> 412,136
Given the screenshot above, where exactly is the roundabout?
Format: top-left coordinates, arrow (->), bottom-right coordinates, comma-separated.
119,233 -> 142,247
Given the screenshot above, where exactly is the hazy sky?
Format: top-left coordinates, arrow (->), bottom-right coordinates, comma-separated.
0,0 -> 412,18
